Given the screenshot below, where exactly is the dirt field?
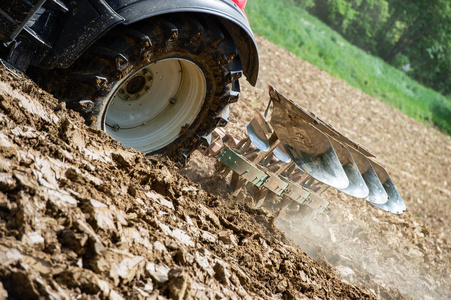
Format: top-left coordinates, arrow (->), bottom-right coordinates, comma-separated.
0,35 -> 449,299
184,36 -> 451,299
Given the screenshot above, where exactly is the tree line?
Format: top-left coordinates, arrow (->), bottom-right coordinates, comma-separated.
294,0 -> 451,96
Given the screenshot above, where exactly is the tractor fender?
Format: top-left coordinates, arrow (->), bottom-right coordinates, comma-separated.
114,0 -> 259,86
42,0 -> 259,86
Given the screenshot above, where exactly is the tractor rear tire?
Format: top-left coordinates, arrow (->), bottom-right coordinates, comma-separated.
46,14 -> 242,166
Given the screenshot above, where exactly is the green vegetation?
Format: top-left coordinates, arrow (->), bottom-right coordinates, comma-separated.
306,0 -> 451,97
246,0 -> 451,135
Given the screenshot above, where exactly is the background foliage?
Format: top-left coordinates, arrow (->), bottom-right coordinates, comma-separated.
306,0 -> 451,96
246,0 -> 451,135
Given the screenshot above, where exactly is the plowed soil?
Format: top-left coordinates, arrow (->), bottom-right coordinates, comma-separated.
1,35 -> 450,300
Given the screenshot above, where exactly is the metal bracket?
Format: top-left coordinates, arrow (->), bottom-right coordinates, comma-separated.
216,146 -> 328,214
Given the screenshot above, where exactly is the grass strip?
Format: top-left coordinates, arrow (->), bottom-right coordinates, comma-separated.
246,0 -> 451,135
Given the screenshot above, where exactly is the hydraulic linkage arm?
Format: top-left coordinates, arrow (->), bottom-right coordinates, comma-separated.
0,0 -> 70,71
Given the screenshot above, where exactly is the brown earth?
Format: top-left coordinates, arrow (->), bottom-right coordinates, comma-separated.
0,34 -> 449,300
183,36 -> 451,299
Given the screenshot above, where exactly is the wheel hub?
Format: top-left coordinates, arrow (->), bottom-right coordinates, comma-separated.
118,69 -> 153,101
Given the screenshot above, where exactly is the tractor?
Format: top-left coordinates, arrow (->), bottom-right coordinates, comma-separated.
0,0 -> 405,215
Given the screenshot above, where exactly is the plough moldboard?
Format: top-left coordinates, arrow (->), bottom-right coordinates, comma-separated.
199,86 -> 406,218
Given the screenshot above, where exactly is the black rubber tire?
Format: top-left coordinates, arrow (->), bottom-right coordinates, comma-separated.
45,13 -> 242,166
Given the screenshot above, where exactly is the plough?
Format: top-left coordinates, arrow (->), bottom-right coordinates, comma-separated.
199,86 -> 406,217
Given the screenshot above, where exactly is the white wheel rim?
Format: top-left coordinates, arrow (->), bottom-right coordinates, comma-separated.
103,58 -> 207,153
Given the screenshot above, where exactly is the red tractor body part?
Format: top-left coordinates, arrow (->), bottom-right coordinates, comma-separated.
233,0 -> 248,11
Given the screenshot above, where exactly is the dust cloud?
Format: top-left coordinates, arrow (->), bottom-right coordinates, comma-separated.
276,194 -> 450,300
